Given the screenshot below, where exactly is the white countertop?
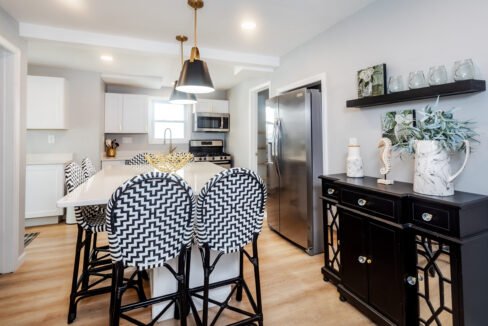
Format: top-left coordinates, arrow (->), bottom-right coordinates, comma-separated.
101,150 -> 166,161
26,153 -> 74,165
57,162 -> 224,207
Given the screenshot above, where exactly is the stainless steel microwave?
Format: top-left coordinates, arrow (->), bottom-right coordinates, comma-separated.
193,112 -> 230,132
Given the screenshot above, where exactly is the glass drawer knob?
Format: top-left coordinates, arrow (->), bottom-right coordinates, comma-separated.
358,256 -> 367,264
358,198 -> 367,207
422,213 -> 433,222
327,188 -> 335,195
407,276 -> 417,286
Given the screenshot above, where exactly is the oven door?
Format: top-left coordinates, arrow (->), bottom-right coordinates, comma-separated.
193,113 -> 230,132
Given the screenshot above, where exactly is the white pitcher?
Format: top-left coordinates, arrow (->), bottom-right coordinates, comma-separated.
413,140 -> 470,196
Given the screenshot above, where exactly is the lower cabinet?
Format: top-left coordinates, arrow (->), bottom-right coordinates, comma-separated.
340,210 -> 404,325
320,174 -> 488,326
25,164 -> 65,224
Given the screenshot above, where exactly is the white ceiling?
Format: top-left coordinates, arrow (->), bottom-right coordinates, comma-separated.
0,0 -> 375,89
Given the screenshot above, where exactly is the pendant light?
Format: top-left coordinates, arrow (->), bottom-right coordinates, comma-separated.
176,0 -> 215,94
169,35 -> 197,104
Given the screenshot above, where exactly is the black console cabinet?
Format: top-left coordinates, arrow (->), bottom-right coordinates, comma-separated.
320,174 -> 488,326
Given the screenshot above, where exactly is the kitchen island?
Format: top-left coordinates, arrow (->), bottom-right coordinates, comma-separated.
57,162 -> 238,322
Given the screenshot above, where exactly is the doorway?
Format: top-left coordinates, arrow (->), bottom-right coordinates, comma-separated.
0,38 -> 23,274
256,89 -> 269,181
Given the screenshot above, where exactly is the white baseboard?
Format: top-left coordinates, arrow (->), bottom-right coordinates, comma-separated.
25,216 -> 59,227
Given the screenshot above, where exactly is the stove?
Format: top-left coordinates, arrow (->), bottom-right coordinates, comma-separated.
189,140 -> 232,168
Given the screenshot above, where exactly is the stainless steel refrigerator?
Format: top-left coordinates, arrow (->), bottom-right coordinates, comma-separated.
266,88 -> 323,255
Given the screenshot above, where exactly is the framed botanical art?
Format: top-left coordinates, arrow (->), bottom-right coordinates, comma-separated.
357,64 -> 387,98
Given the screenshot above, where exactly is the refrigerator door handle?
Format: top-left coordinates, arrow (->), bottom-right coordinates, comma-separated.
272,120 -> 281,177
274,119 -> 282,177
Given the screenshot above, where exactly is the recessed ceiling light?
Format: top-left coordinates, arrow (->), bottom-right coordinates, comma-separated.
100,55 -> 113,62
241,21 -> 257,30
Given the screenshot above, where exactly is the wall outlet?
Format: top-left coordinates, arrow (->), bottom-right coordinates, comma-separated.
48,135 -> 55,144
122,137 -> 133,144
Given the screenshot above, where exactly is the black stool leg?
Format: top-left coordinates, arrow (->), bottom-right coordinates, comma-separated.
67,225 -> 84,324
202,246 -> 211,326
252,236 -> 263,325
109,262 -> 124,326
236,249 -> 244,301
177,248 -> 188,326
136,271 -> 147,302
81,230 -> 93,290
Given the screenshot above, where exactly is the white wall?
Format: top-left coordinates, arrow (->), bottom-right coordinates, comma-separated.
26,65 -> 105,169
0,5 -> 27,270
227,78 -> 268,168
229,0 -> 488,195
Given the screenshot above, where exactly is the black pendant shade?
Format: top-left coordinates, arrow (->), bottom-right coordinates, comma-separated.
176,59 -> 214,94
169,80 -> 197,104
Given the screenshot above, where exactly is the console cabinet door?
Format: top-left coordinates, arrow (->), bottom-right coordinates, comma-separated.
340,210 -> 369,301
368,221 -> 403,324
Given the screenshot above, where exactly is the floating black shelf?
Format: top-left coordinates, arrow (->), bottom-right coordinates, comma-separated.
346,79 -> 486,108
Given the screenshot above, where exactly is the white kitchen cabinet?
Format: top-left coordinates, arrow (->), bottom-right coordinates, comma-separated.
27,75 -> 67,129
194,99 -> 229,114
104,93 -> 148,133
25,164 -> 64,219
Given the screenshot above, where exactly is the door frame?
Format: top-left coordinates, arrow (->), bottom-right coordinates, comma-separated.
275,73 -> 329,174
0,35 -> 23,273
248,81 -> 271,172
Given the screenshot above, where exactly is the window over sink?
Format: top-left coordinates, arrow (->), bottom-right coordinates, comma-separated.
148,98 -> 191,144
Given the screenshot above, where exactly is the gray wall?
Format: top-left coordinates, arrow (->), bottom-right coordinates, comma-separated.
0,5 -> 27,267
105,84 -> 229,153
229,0 -> 488,195
27,65 -> 105,169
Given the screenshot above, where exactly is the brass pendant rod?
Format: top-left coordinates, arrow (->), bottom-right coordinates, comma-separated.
194,7 -> 198,48
180,39 -> 184,67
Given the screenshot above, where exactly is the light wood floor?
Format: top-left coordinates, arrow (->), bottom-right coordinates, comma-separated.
0,223 -> 373,326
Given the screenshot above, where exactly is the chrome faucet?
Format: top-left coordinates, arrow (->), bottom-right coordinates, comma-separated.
163,128 -> 177,154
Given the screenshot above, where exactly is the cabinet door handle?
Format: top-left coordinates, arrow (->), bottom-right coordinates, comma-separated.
357,198 -> 367,207
406,276 -> 417,286
422,212 -> 433,222
327,188 -> 335,195
358,256 -> 367,264
367,258 -> 372,264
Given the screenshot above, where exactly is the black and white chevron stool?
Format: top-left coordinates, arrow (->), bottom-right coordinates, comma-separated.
106,172 -> 195,326
189,168 -> 267,326
81,157 -> 97,179
125,153 -> 149,165
65,162 -> 114,323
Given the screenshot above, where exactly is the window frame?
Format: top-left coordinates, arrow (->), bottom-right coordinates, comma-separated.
147,97 -> 193,144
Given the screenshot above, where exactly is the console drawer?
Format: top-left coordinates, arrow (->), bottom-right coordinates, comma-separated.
322,180 -> 339,200
412,200 -> 456,235
341,188 -> 398,221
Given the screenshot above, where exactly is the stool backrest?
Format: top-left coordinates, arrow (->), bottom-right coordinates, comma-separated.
65,162 -> 104,231
81,157 -> 96,179
196,168 -> 266,254
125,153 -> 149,165
106,172 -> 195,269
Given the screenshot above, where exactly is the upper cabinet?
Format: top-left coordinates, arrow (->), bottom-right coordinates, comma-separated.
104,93 -> 148,133
193,99 -> 229,114
27,76 -> 68,129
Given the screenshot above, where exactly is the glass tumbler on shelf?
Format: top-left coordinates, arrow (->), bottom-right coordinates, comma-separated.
388,76 -> 405,93
454,59 -> 475,81
428,65 -> 448,85
408,71 -> 428,89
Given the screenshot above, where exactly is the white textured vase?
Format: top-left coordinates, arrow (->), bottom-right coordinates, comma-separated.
413,140 -> 470,196
347,145 -> 364,178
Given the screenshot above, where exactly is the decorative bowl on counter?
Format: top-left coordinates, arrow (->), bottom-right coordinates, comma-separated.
145,152 -> 194,173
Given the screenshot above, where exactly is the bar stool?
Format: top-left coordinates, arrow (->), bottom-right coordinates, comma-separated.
189,168 -> 267,326
125,153 -> 149,165
106,172 -> 195,326
81,157 -> 97,179
65,162 -> 113,323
